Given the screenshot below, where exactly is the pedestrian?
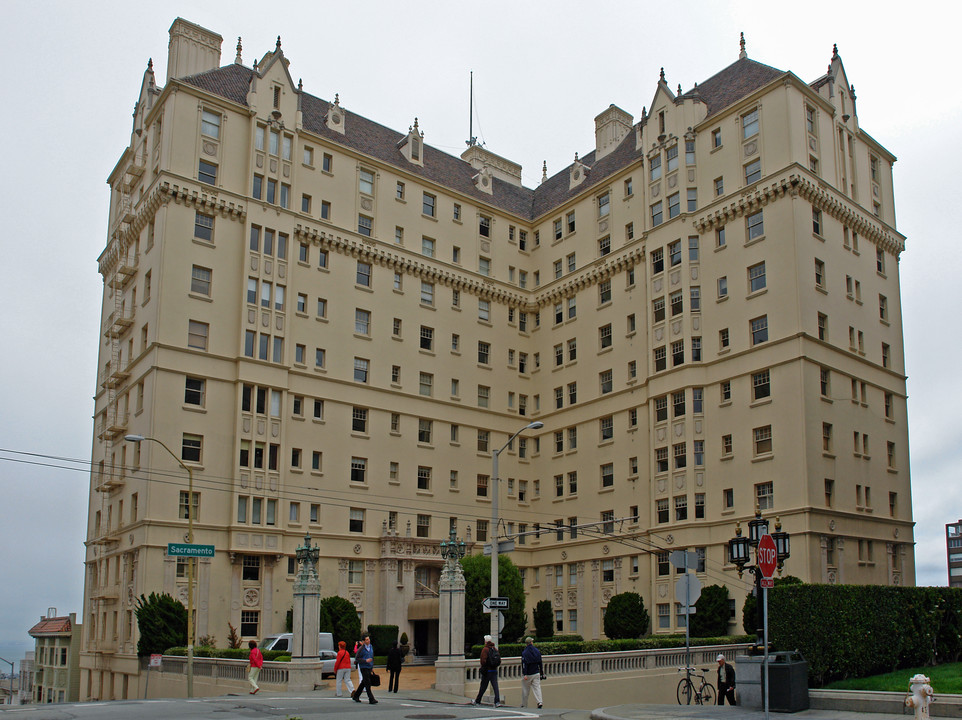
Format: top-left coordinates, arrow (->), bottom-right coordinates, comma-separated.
334,640 -> 354,697
386,641 -> 403,693
351,633 -> 378,704
520,637 -> 544,709
716,653 -> 737,705
471,634 -> 502,707
353,638 -> 363,687
247,640 -> 263,695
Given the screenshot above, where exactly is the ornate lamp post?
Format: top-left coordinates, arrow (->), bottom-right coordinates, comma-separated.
125,434 -> 195,698
292,534 -> 321,660
436,527 -> 469,696
728,508 -> 791,646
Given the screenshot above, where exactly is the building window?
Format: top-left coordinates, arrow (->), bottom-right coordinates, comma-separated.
667,193 -> 680,219
357,214 -> 373,237
657,499 -> 669,524
187,320 -> 208,351
747,210 -> 764,239
179,489 -> 200,519
194,212 -> 214,242
349,508 -> 365,533
675,495 -> 688,521
752,369 -> 771,400
651,201 -> 663,227
191,265 -> 212,296
714,176 -> 724,196
754,425 -> 773,456
198,160 -> 217,185
813,207 -> 822,235
751,315 -> 769,345
748,262 -> 766,292
352,407 -> 368,433
600,370 -> 613,394
755,481 -> 774,510
422,192 -> 436,217
687,188 -> 697,212
649,154 -> 662,182
356,261 -> 372,287
742,108 -> 759,139
184,376 -> 205,406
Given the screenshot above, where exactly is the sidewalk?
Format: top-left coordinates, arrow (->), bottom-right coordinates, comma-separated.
590,705 -> 918,720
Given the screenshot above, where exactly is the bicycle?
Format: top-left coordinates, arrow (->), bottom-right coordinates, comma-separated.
676,666 -> 717,705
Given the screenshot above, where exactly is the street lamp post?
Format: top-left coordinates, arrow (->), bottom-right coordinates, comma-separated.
125,434 -> 195,698
490,420 -> 543,642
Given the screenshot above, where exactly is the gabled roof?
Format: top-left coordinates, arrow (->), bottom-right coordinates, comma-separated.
29,617 -> 72,636
681,57 -> 784,119
178,55 -> 785,221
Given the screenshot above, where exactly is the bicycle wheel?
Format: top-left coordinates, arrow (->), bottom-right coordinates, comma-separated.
676,677 -> 695,705
701,682 -> 717,705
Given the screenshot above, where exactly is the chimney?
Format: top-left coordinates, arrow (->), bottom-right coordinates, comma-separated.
167,18 -> 223,82
594,104 -> 633,161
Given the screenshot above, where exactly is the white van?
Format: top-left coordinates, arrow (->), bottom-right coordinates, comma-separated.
259,632 -> 335,654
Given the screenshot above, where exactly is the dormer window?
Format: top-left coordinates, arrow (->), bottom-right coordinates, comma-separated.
411,137 -> 420,161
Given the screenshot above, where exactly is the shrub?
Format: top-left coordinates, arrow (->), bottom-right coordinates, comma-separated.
367,624 -> 399,652
461,553 -> 526,646
603,592 -> 650,639
319,596 -> 362,648
533,600 -> 554,640
690,585 -> 730,638
135,592 -> 186,657
227,623 -> 241,649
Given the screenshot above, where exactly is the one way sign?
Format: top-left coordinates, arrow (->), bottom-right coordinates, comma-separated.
482,596 -> 509,611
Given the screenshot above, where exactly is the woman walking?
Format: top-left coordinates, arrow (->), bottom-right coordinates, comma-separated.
333,641 -> 354,697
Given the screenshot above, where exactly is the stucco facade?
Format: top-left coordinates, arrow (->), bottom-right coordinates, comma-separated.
81,19 -> 914,700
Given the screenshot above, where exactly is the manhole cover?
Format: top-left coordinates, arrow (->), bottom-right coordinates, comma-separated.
404,715 -> 457,719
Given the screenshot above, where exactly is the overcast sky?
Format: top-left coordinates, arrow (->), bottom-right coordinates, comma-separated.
1,0 -> 959,669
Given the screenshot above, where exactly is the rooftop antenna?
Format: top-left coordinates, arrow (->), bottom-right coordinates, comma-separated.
466,71 -> 477,147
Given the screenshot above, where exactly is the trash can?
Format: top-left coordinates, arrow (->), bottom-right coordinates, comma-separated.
767,650 -> 809,712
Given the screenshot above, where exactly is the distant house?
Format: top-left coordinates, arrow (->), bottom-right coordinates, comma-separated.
28,610 -> 82,703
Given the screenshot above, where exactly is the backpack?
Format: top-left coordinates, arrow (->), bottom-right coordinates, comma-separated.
486,646 -> 501,668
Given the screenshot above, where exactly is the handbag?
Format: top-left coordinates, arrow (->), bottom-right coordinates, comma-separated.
370,671 -> 381,687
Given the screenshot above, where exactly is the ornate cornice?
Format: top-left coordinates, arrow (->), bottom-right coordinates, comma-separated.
692,174 -> 799,234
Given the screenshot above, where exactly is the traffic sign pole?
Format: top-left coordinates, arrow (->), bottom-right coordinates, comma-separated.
756,534 -> 777,720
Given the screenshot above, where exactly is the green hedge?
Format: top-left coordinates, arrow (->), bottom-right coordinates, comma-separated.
468,634 -> 751,658
769,585 -> 962,686
366,624 -> 399,652
165,647 -> 291,662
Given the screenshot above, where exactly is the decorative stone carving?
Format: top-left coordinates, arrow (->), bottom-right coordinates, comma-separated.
673,423 -> 685,438
657,479 -> 667,493
691,266 -> 699,280
695,472 -> 704,487
668,174 -> 678,189
256,155 -> 264,168
670,270 -> 681,286
553,592 -> 562,608
244,588 -> 259,606
672,320 -> 682,336
350,591 -> 362,607
654,327 -> 664,342
202,141 -> 217,156
561,551 -> 567,560
240,471 -> 249,488
656,428 -> 666,442
361,198 -> 373,211
653,278 -> 663,293
693,419 -> 702,434
568,591 -> 577,606
745,141 -> 758,157
658,584 -> 667,598
602,588 -> 613,604
270,159 -> 277,173
675,476 -> 686,490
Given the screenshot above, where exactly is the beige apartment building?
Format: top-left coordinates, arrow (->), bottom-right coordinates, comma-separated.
81,18 -> 914,699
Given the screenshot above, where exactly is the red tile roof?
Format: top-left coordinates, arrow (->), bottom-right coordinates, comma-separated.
29,617 -> 72,636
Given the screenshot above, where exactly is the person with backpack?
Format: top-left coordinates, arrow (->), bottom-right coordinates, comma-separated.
471,635 -> 502,707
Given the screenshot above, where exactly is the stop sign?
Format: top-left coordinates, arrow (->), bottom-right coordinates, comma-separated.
757,533 -> 777,578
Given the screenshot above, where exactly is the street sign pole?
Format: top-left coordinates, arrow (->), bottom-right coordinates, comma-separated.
764,583 -> 770,720
684,551 -> 691,680
756,533 -> 777,720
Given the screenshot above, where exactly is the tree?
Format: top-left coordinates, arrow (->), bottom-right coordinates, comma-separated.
319,595 -> 362,647
689,584 -> 730,637
135,592 -> 187,656
533,599 -> 554,639
461,553 -> 526,645
603,592 -> 650,639
743,575 -> 803,634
